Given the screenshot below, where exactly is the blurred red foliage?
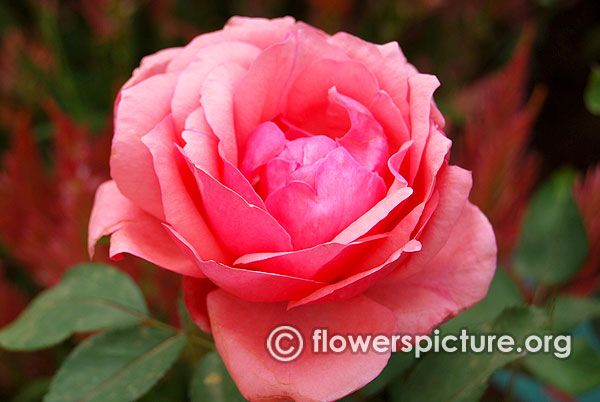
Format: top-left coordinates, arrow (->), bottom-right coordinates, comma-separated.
0,103 -> 180,320
452,27 -> 545,264
568,165 -> 600,295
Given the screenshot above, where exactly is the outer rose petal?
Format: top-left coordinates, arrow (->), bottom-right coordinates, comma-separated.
366,202 -> 497,335
234,233 -> 387,282
206,289 -> 397,402
170,42 -> 260,133
165,225 -> 324,302
141,115 -> 230,262
356,164 -> 471,274
111,72 -> 179,219
123,47 -> 182,90
88,181 -> 202,277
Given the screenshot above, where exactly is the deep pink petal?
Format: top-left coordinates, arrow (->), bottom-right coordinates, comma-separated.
166,226 -> 323,302
366,202 -> 497,335
181,149 -> 293,255
265,148 -> 386,249
206,289 -> 396,402
331,88 -> 389,176
240,122 -> 286,181
88,181 -> 202,277
111,72 -> 179,219
234,234 -> 387,282
141,115 -> 230,262
284,59 -> 379,137
403,74 -> 441,185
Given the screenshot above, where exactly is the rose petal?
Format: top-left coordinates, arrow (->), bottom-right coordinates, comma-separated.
171,42 -> 260,133
403,74 -> 441,185
201,62 -> 247,165
265,147 -> 386,250
284,59 -> 379,137
366,202 -> 497,335
123,47 -> 182,90
357,164 -> 472,273
180,148 -> 293,255
206,289 -> 396,402
240,122 -> 286,182
111,72 -> 179,219
331,88 -> 389,176
234,233 -> 387,282
141,115 -> 230,262
288,239 -> 422,309
166,226 -> 323,302
88,181 -> 202,277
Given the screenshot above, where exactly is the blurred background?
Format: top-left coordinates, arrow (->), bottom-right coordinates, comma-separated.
0,0 -> 598,401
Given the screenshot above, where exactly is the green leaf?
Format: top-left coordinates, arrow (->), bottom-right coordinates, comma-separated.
189,352 -> 245,402
515,169 -> 589,284
394,306 -> 548,402
10,378 -> 50,402
441,270 -> 523,333
0,263 -> 148,351
44,326 -> 186,402
585,65 -> 600,115
522,337 -> 600,394
551,296 -> 600,333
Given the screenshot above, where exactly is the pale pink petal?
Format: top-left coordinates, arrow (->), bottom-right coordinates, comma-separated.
123,47 -> 182,89
234,37 -> 297,147
366,202 -> 497,335
141,115 -> 230,262
182,128 -> 221,179
170,42 -> 261,133
201,62 -> 247,165
223,16 -> 296,48
206,289 -> 397,402
328,33 -> 415,121
88,181 -> 202,277
181,149 -> 293,255
234,234 -> 387,282
265,148 -> 386,250
111,72 -> 179,219
166,226 -> 323,302
182,277 -> 216,333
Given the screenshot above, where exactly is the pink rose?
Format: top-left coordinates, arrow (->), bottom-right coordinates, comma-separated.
89,16 -> 496,402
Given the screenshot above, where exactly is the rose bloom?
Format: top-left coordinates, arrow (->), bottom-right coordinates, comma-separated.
89,16 -> 496,402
